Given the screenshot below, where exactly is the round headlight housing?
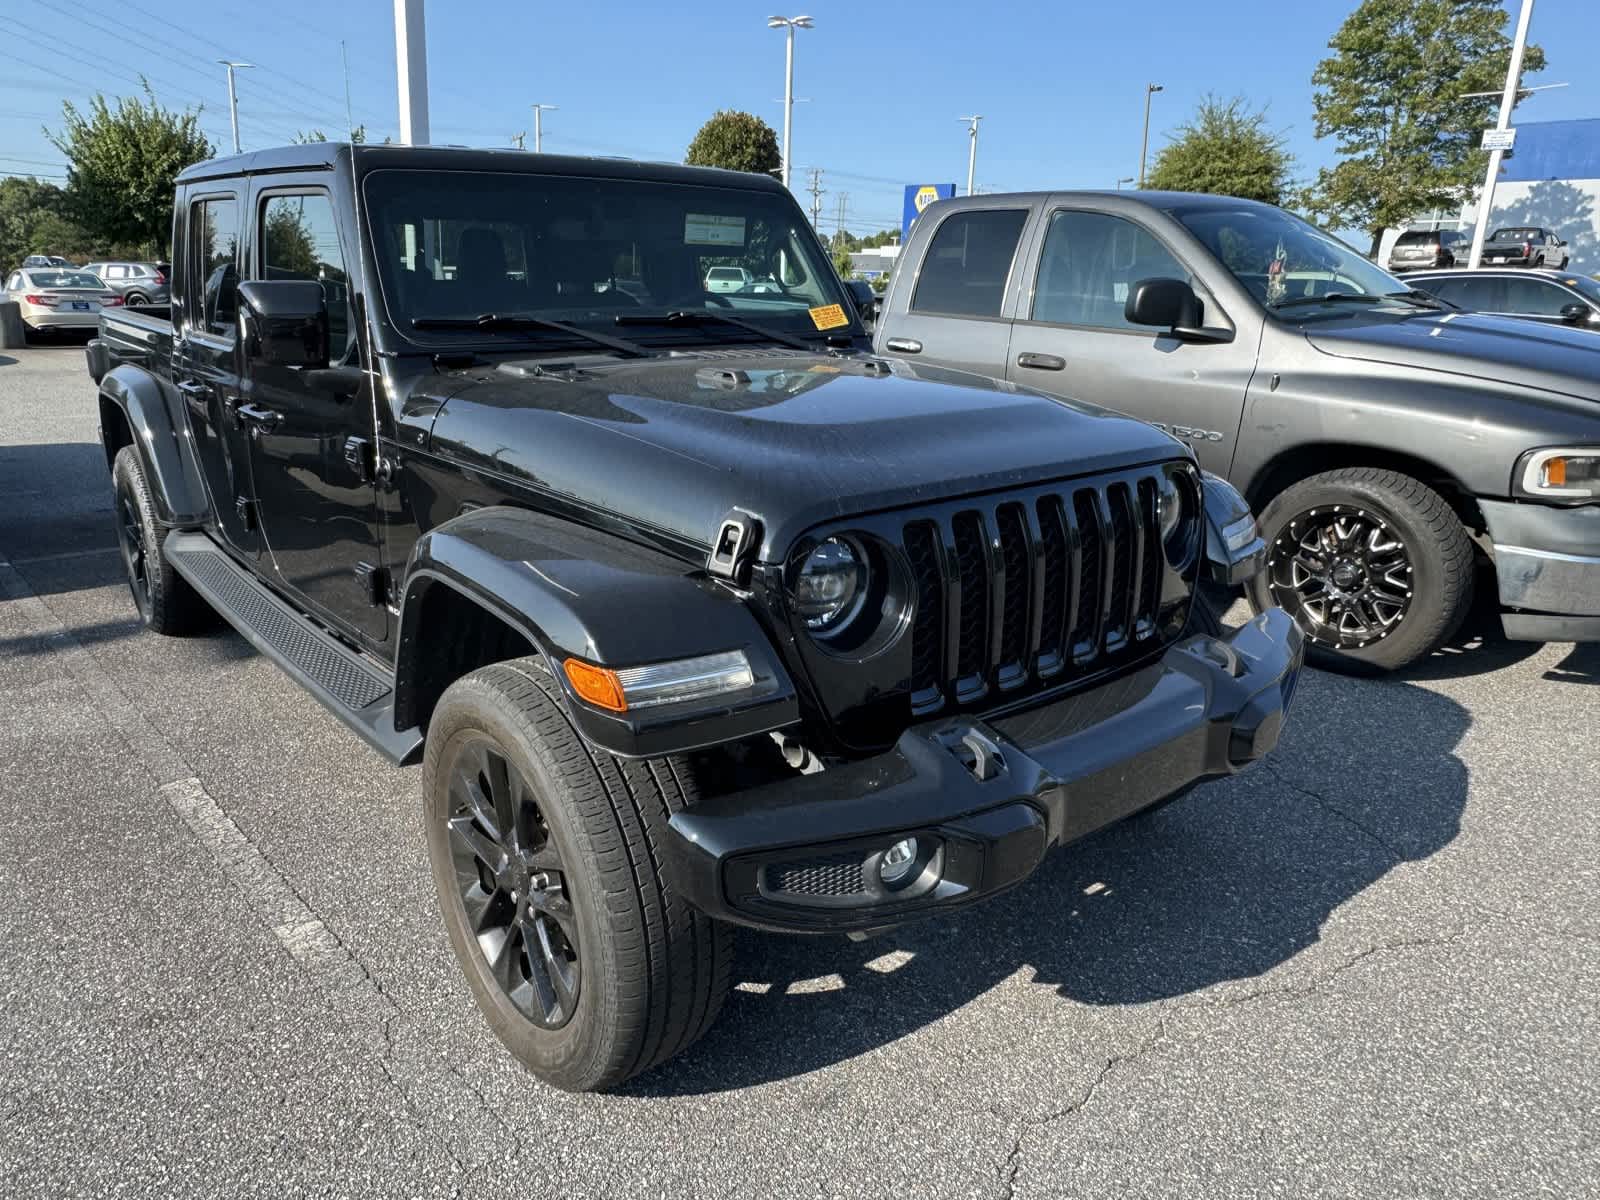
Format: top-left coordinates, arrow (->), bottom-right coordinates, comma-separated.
794,537 -> 868,634
1156,470 -> 1197,565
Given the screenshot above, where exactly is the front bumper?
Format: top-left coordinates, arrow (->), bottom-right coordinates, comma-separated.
1483,499 -> 1600,641
664,608 -> 1304,933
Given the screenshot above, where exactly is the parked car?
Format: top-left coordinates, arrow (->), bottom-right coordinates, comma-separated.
1388,228 -> 1469,272
87,142 -> 1301,1092
843,277 -> 879,326
1408,268 -> 1600,332
1481,226 -> 1569,269
81,260 -> 170,306
20,254 -> 72,269
704,265 -> 753,293
3,266 -> 121,337
875,190 -> 1600,671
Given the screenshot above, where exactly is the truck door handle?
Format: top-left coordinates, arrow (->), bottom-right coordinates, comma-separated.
1015,352 -> 1066,371
235,403 -> 281,434
176,379 -> 209,397
884,337 -> 922,354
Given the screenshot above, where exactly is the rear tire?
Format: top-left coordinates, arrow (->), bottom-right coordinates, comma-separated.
1247,468 -> 1474,673
423,658 -> 733,1092
125,292 -> 148,307
111,447 -> 206,635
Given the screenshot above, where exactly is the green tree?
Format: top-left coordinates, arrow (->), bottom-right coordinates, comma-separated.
46,83 -> 212,256
1145,95 -> 1293,206
293,125 -> 371,144
1307,0 -> 1545,252
685,110 -> 781,176
0,177 -> 93,268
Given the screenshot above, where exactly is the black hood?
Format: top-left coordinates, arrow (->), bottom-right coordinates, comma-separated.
423,351 -> 1186,558
1305,311 -> 1600,403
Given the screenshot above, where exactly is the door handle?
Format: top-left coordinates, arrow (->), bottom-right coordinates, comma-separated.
1015,352 -> 1066,371
884,337 -> 922,354
176,379 -> 209,397
235,403 -> 281,435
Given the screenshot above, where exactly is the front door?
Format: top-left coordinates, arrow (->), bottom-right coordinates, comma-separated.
1005,207 -> 1258,476
242,186 -> 387,643
175,192 -> 259,555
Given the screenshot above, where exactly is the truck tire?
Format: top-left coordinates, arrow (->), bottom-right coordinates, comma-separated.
1247,467 -> 1474,673
422,658 -> 733,1092
112,446 -> 206,635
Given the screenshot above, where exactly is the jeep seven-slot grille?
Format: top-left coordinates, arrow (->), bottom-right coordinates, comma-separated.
904,471 -> 1179,715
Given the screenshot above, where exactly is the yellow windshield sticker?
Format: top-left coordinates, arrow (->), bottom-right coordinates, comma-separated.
809,303 -> 849,330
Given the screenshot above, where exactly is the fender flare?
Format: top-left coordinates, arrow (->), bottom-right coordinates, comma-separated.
98,365 -> 210,526
395,505 -> 799,758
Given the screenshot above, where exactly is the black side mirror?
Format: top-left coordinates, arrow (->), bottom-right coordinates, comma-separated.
1559,302 -> 1591,326
237,279 -> 329,369
1124,276 -> 1232,343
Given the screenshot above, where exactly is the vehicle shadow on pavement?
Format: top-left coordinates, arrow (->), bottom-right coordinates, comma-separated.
0,354 -> 18,368
1543,644 -> 1600,685
628,668 -> 1469,1096
1393,572 -> 1541,681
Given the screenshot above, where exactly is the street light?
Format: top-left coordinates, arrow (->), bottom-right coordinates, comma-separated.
1137,82 -> 1163,188
1116,176 -> 1135,190
530,103 -> 558,153
217,60 -> 253,155
1467,0 -> 1535,269
768,15 -> 813,189
959,115 -> 983,196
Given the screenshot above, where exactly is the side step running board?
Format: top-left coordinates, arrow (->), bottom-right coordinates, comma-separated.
164,532 -> 423,765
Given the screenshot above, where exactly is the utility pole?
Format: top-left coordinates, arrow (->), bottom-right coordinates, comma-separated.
530,103 -> 558,153
834,192 -> 848,252
806,167 -> 825,229
511,132 -> 526,150
1138,82 -> 1163,188
394,0 -> 430,145
1468,0 -> 1535,269
768,16 -> 814,190
959,115 -> 982,196
340,41 -> 354,141
217,60 -> 253,154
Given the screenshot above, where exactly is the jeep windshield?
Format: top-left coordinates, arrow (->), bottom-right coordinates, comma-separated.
1171,204 -> 1417,317
362,167 -> 859,350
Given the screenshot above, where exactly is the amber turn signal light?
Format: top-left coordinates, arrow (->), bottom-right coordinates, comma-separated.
563,658 -> 627,712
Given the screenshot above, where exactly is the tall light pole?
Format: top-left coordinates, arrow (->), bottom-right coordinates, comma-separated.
530,104 -> 558,153
959,115 -> 983,196
768,15 -> 813,189
1138,82 -> 1163,188
1116,176 -> 1135,190
394,0 -> 430,146
1467,0 -> 1535,269
217,60 -> 253,154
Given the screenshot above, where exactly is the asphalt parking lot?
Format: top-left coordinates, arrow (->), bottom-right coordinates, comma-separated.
3,340 -> 1598,1198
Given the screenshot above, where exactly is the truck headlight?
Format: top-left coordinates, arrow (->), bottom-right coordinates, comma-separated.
1517,448 -> 1600,502
794,537 -> 868,633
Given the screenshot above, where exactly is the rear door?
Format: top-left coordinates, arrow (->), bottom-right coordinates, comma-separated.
879,206 -> 1030,378
1004,204 -> 1255,475
241,182 -> 387,643
174,190 -> 260,555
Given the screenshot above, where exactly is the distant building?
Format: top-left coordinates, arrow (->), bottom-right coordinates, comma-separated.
847,244 -> 900,279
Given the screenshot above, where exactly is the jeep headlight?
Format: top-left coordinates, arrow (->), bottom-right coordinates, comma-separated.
1156,469 -> 1197,565
1517,448 -> 1600,502
794,537 -> 868,633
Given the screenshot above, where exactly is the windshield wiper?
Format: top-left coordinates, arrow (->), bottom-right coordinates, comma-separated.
411,313 -> 651,358
1269,292 -> 1383,310
1384,289 -> 1456,311
614,309 -> 817,352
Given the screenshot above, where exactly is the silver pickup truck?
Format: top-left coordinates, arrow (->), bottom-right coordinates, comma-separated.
875,191 -> 1600,672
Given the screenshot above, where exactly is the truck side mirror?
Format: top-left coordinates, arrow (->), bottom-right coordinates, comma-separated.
1124,276 -> 1233,344
1559,302 -> 1591,326
237,279 -> 330,369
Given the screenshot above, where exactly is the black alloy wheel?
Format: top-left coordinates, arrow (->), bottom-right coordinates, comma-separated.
1266,504 -> 1413,651
116,485 -> 153,621
443,734 -> 580,1029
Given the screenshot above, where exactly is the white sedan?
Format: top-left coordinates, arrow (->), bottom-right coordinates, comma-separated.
2,268 -> 121,337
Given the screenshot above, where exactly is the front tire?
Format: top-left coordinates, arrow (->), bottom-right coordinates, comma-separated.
112,446 -> 205,635
423,659 -> 733,1092
1247,468 -> 1475,672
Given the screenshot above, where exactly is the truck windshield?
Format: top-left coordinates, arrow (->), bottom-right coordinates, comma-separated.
1172,205 -> 1409,314
361,168 -> 857,348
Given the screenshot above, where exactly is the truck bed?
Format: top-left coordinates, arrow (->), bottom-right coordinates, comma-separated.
93,304 -> 173,380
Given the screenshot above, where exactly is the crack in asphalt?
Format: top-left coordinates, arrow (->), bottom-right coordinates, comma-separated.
1262,762 -> 1406,861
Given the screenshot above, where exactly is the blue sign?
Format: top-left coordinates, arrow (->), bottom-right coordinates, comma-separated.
903,183 -> 956,240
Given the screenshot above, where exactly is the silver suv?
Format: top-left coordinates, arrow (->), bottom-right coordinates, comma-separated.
81,261 -> 170,307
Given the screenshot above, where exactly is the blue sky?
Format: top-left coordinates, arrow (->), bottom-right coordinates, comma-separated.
3,0 -> 1596,236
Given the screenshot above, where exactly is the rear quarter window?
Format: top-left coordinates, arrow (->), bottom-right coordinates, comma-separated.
911,209 -> 1028,318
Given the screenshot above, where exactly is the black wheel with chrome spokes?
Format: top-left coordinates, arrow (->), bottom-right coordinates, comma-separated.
1267,504 -> 1414,649
444,736 -> 580,1029
1247,467 -> 1474,673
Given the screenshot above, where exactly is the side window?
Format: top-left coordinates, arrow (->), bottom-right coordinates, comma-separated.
261,192 -> 352,356
1417,278 -> 1469,306
1030,210 -> 1195,330
5,273 -> 18,290
1501,277 -> 1575,316
1455,277 -> 1509,311
910,209 -> 1028,317
190,196 -> 239,337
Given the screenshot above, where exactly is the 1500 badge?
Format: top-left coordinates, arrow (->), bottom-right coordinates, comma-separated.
1151,422 -> 1225,443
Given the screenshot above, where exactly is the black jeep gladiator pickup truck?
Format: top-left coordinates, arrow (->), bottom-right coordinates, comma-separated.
87,143 -> 1301,1091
